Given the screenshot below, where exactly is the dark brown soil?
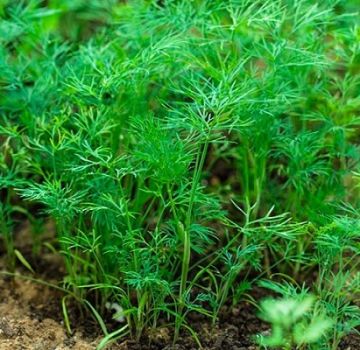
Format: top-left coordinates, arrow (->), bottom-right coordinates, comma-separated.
0,220 -> 359,350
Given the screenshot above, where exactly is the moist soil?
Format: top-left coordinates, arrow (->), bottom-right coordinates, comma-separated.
0,221 -> 359,350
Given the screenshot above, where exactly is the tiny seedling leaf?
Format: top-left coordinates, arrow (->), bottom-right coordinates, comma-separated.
14,249 -> 34,274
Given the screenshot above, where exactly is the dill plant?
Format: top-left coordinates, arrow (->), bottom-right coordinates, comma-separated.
0,0 -> 359,348
257,294 -> 333,350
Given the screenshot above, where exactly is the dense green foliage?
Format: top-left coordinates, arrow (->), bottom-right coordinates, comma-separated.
0,1 -> 359,349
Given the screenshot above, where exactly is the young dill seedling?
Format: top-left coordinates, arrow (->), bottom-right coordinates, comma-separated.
257,294 -> 333,350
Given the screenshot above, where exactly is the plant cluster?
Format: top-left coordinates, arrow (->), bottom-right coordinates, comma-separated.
0,0 -> 359,349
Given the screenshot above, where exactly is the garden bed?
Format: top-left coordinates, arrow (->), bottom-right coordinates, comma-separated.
1,222 -> 359,350
0,274 -> 263,350
0,221 -> 265,349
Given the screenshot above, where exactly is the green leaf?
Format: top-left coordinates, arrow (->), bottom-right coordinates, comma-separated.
96,325 -> 129,350
14,249 -> 34,274
294,317 -> 333,344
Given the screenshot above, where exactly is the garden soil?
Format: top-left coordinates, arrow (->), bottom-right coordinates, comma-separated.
0,221 -> 358,350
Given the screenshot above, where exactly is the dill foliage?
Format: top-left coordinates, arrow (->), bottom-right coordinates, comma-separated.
0,0 -> 359,348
